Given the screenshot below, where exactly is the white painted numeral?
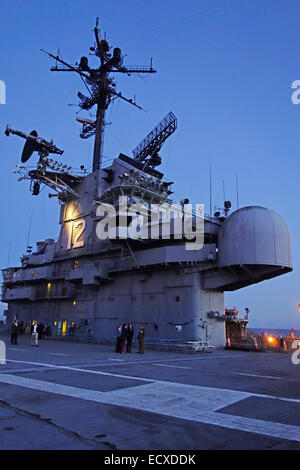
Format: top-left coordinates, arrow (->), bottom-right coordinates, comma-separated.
67,219 -> 86,249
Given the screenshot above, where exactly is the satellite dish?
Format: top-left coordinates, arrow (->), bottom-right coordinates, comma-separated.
21,130 -> 38,163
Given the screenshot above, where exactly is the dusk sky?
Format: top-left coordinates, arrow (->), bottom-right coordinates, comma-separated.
0,0 -> 300,328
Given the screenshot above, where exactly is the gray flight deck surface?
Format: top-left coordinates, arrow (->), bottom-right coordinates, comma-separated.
0,334 -> 299,450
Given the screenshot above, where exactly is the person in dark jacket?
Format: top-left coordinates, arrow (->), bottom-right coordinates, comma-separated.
137,324 -> 145,354
126,323 -> 134,353
19,320 -> 24,335
120,324 -> 127,354
11,321 -> 18,345
45,325 -> 52,338
37,323 -> 44,340
115,324 -> 122,353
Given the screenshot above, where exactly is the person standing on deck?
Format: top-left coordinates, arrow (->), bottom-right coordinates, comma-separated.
126,323 -> 134,353
120,324 -> 128,354
115,324 -> 122,353
10,320 -> 18,345
137,324 -> 145,354
31,321 -> 39,347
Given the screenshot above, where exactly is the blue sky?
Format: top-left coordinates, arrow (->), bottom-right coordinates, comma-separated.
0,0 -> 300,328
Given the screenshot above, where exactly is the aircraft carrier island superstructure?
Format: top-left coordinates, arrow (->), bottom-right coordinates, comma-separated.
1,21 -> 293,347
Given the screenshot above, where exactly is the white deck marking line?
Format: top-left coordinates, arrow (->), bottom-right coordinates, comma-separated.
5,359 -> 153,383
235,373 -> 284,380
5,358 -> 300,405
1,367 -> 59,374
234,373 -> 300,383
193,412 -> 300,442
7,348 -> 29,352
153,364 -> 191,369
0,374 -> 300,442
49,353 -> 71,357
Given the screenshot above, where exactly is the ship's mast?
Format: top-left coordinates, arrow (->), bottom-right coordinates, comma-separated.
92,66 -> 107,172
91,20 -> 109,171
42,18 -> 157,172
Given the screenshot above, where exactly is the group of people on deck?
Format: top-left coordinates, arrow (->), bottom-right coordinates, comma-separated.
10,319 -> 52,347
115,323 -> 145,354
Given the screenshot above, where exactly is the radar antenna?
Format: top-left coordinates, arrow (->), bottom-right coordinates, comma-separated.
42,17 -> 157,172
132,111 -> 177,168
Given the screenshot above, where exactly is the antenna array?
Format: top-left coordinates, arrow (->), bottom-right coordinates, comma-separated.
42,18 -> 157,172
